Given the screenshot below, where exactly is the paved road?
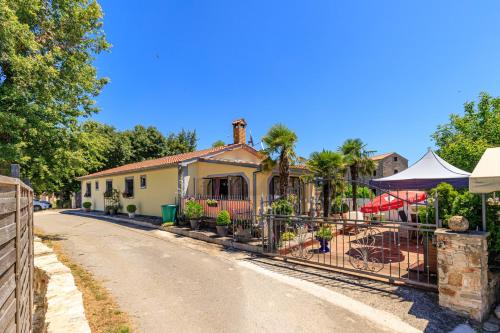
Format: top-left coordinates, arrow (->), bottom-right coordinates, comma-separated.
35,211 -> 391,333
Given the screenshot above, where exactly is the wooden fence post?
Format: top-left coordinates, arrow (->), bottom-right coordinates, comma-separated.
15,184 -> 21,333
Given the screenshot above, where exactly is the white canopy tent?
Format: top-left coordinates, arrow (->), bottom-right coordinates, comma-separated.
469,147 -> 500,194
469,147 -> 500,231
370,149 -> 471,190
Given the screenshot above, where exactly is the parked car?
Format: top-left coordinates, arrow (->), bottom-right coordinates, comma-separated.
33,200 -> 51,212
40,200 -> 52,208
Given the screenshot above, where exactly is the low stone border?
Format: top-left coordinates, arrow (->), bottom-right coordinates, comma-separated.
66,210 -> 263,253
34,237 -> 91,333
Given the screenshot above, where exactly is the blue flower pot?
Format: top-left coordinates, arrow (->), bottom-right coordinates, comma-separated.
316,237 -> 330,253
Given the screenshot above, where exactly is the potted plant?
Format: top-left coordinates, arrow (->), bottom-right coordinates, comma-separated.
126,204 -> 137,218
315,226 -> 332,253
207,199 -> 218,207
184,200 -> 203,230
105,205 -> 112,215
82,201 -> 92,212
216,210 -> 231,237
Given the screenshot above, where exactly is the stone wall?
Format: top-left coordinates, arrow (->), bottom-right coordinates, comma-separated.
378,154 -> 408,177
34,238 -> 91,333
435,229 -> 493,322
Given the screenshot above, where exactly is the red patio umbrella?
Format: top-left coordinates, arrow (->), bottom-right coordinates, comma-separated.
360,191 -> 427,214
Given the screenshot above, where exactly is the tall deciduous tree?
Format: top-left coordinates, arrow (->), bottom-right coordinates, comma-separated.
432,92 -> 500,172
340,138 -> 376,211
125,125 -> 168,162
0,0 -> 109,193
304,150 -> 345,217
262,124 -> 298,198
165,129 -> 197,155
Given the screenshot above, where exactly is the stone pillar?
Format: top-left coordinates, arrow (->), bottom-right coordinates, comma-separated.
435,228 -> 490,322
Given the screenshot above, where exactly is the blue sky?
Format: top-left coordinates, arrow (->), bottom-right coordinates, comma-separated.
92,0 -> 500,163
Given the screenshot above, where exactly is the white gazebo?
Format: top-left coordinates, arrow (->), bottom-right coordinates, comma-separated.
370,149 -> 470,190
469,147 -> 500,230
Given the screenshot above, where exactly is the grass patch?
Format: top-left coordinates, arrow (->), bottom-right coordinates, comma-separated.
35,228 -> 133,333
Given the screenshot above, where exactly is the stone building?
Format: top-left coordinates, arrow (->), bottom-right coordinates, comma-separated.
356,152 -> 409,185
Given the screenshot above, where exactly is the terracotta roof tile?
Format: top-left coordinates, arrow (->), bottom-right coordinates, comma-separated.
370,152 -> 394,161
78,143 -> 249,180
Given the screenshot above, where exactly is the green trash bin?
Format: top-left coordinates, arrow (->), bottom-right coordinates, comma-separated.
161,204 -> 177,223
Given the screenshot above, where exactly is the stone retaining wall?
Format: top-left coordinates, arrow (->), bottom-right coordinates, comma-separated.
34,237 -> 90,333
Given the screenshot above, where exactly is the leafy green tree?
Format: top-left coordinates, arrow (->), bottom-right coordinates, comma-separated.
212,140 -> 226,148
432,92 -> 500,172
125,126 -> 168,162
304,150 -> 345,217
80,121 -> 132,170
165,129 -> 197,156
340,139 -> 376,211
262,124 -> 298,198
0,0 -> 109,193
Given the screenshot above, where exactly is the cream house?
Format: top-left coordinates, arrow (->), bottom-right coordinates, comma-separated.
78,119 -> 313,217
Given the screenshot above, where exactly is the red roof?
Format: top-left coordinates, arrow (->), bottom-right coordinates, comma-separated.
78,143 -> 255,180
370,152 -> 394,161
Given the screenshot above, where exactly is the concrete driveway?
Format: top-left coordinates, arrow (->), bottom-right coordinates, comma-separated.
34,210 -> 400,333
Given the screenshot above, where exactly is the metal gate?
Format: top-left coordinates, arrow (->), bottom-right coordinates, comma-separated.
257,182 -> 439,288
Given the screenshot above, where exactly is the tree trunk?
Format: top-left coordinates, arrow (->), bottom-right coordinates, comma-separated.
351,165 -> 358,211
323,181 -> 331,218
279,152 -> 289,198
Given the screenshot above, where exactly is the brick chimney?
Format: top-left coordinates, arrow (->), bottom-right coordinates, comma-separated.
232,118 -> 247,144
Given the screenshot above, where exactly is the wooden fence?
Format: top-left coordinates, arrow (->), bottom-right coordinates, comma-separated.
0,176 -> 33,333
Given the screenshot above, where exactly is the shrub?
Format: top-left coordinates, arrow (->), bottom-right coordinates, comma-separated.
126,204 -> 137,213
281,231 -> 296,242
216,210 -> 231,226
345,185 -> 373,199
331,197 -> 349,214
82,202 -> 92,209
316,226 -> 332,240
184,200 -> 203,220
271,198 -> 293,215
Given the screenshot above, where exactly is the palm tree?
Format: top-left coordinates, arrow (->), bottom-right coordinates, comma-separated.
262,124 -> 298,198
340,138 -> 376,211
304,150 -> 345,217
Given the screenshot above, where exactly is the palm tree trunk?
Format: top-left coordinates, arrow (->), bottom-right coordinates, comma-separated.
279,152 -> 289,198
351,165 -> 358,211
323,181 -> 331,217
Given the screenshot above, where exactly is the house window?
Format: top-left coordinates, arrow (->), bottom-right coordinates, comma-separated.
105,180 -> 113,194
95,181 -> 99,191
140,175 -> 147,189
269,176 -> 302,200
394,169 -> 399,174
393,156 -> 398,162
204,176 -> 248,199
84,182 -> 91,197
124,177 -> 134,198
372,170 -> 377,177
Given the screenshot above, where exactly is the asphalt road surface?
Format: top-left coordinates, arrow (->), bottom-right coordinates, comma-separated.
35,210 -> 393,333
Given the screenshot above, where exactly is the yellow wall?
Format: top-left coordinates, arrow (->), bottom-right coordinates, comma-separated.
81,167 -> 178,217
213,149 -> 262,163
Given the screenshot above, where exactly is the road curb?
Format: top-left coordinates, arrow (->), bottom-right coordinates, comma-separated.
64,211 -> 263,253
